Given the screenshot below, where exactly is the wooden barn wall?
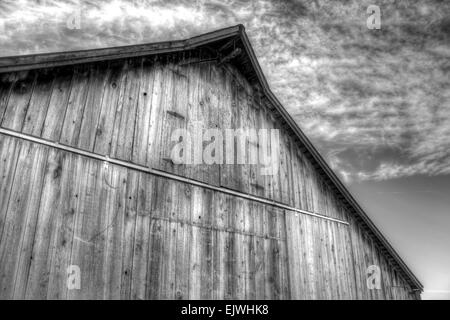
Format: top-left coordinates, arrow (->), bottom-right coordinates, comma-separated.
0,53 -> 348,221
0,52 -> 416,299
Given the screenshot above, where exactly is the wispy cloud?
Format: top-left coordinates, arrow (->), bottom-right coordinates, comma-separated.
0,0 -> 449,182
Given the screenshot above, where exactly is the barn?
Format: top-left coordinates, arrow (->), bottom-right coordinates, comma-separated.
0,25 -> 422,299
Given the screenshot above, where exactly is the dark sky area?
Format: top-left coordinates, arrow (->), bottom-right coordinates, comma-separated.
0,0 -> 449,299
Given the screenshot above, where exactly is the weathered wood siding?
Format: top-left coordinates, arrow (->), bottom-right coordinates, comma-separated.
0,52 -> 416,299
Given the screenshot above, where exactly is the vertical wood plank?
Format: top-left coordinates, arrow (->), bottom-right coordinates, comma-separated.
253,203 -> 265,299
130,173 -> 153,300
174,183 -> 192,300
212,192 -> 227,300
66,158 -> 101,299
146,177 -> 164,299
0,136 -> 21,242
93,60 -> 127,156
189,186 -> 203,299
46,152 -> 81,299
113,59 -> 140,161
22,70 -> 55,136
158,180 -> 178,300
11,144 -> 48,299
41,67 -> 74,141
103,165 -> 127,299
200,189 -> 214,299
119,170 -> 139,299
0,142 -> 46,298
59,65 -> 90,146
145,56 -> 163,168
90,161 -> 121,299
77,63 -> 109,151
245,202 -> 256,300
0,73 -> 16,123
131,57 -> 156,165
1,70 -> 36,131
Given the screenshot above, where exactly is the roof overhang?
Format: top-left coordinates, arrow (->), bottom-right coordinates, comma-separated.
0,24 -> 423,291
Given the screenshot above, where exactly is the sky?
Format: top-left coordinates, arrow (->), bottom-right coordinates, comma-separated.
0,0 -> 449,299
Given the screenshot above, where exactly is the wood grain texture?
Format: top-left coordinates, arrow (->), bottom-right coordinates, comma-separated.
0,57 -> 363,222
0,52 -> 418,300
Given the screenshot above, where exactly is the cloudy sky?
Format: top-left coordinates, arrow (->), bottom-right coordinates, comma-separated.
1,0 -> 449,299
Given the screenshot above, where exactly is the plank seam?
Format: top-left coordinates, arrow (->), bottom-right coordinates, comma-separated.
0,127 -> 349,226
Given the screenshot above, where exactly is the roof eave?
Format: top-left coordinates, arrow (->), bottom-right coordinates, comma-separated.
0,25 -> 241,73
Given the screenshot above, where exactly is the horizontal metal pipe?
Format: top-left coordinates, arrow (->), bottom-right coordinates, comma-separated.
0,127 -> 349,226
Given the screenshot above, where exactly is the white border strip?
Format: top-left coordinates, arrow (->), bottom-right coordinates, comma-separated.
0,127 -> 349,226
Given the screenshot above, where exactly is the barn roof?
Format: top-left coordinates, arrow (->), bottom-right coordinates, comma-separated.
0,24 -> 423,291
